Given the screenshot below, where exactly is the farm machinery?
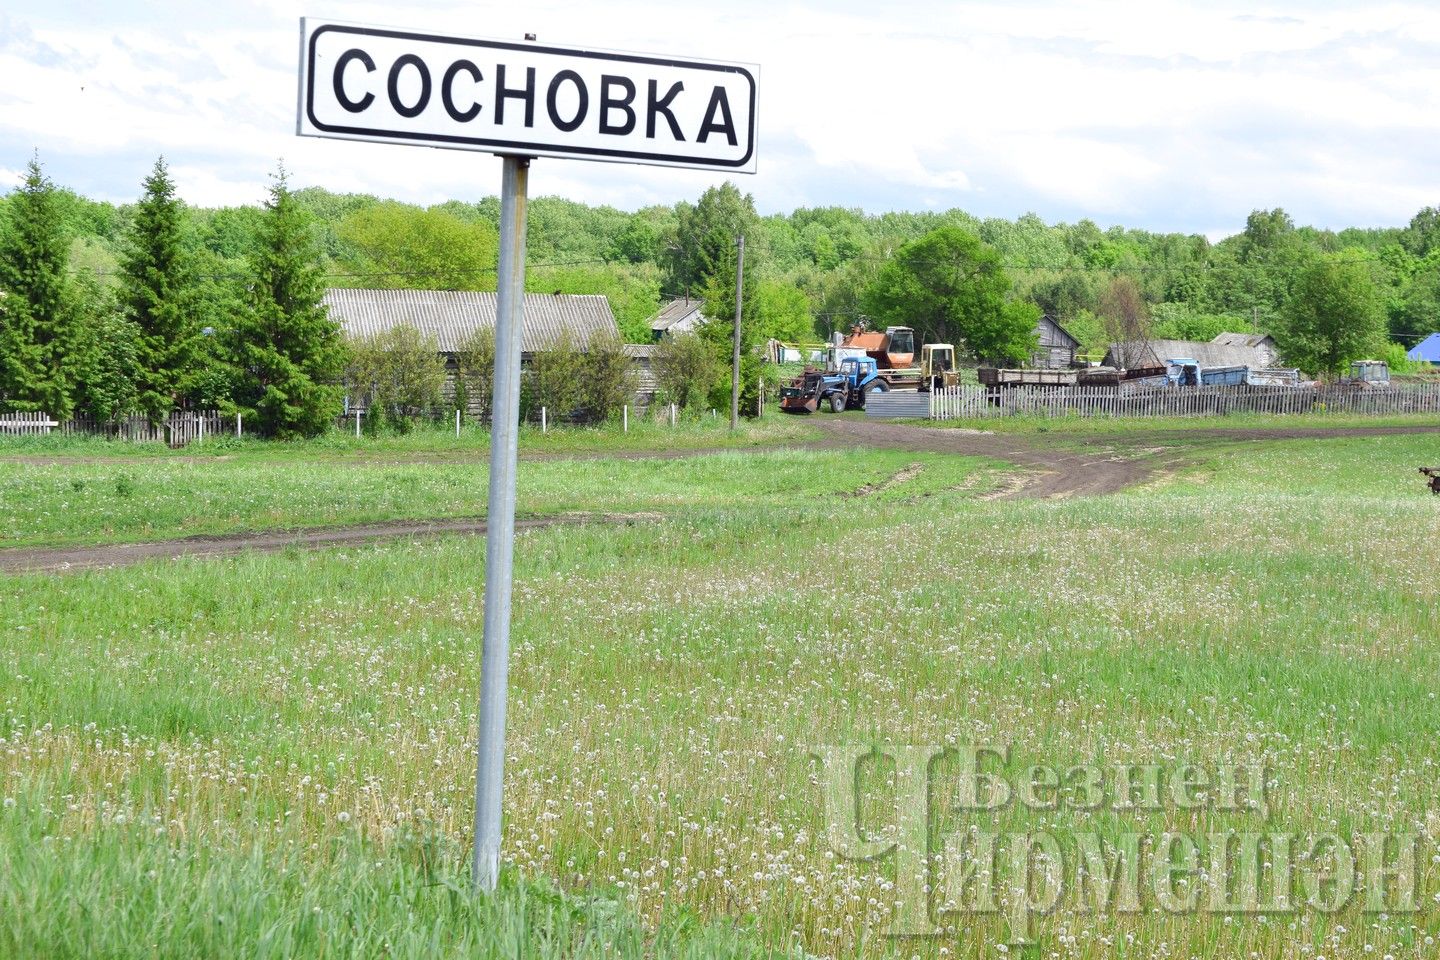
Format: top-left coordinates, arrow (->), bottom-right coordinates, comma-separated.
780,356 -> 890,413
837,325 -> 956,391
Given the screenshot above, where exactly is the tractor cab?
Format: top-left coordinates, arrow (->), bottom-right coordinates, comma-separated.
838,356 -> 879,386
920,343 -> 959,391
1351,360 -> 1390,385
1165,358 -> 1201,387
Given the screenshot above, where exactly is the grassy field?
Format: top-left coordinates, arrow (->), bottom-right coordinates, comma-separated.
3,427 -> 1440,957
0,411 -> 820,460
0,445 -> 997,549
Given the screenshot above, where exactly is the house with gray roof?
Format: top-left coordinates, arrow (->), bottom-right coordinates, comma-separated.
648,298 -> 708,341
324,288 -> 621,355
1031,315 -> 1081,369
323,288 -> 635,413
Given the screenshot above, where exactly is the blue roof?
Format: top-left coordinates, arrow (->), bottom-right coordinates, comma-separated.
1408,333 -> 1440,363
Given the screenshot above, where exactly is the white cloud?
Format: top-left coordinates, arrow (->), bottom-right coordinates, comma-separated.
3,0 -> 1439,234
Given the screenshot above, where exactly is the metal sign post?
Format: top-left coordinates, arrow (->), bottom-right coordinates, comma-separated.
296,16 -> 757,894
472,155 -> 529,889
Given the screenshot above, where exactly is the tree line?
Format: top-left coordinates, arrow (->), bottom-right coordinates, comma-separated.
3,154 -> 1436,434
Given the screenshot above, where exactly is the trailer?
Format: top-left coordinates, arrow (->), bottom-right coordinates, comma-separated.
978,367 -> 1078,388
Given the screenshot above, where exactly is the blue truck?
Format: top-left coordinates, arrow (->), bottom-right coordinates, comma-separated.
1164,358 -> 1249,387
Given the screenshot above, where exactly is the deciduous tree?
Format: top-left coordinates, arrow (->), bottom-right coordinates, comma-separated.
862,227 -> 1037,364
1280,253 -> 1385,377
345,324 -> 447,430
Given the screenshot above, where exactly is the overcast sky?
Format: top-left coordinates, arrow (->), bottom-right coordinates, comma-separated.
3,1 -> 1438,238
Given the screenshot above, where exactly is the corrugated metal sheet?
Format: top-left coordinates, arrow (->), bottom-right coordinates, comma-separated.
323,288 -> 620,353
865,391 -> 930,419
1212,332 -> 1272,349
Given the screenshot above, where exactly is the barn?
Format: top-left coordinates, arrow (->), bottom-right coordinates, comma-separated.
1212,332 -> 1279,368
1031,315 -> 1080,368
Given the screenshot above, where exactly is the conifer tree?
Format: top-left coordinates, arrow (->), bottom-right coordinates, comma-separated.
0,157 -> 82,416
232,166 -> 346,437
119,157 -> 201,418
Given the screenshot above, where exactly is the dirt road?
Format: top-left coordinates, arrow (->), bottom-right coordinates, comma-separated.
4,419 -> 1435,573
0,513 -> 656,575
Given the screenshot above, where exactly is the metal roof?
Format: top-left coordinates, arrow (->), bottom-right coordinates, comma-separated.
649,298 -> 707,332
1408,333 -> 1440,363
323,288 -> 620,353
1105,339 -> 1265,369
1212,332 -> 1275,349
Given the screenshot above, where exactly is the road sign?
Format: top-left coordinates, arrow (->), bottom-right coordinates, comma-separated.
297,19 -> 758,171
296,16 -> 758,893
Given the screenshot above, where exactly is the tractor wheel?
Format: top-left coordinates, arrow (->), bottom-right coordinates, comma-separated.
829,392 -> 847,413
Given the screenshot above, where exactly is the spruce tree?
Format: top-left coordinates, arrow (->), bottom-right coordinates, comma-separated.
0,157 -> 81,416
233,166 -> 346,438
120,157 -> 201,419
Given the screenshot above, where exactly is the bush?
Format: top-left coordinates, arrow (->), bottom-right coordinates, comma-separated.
577,332 -> 636,422
653,331 -> 719,410
345,325 -> 448,430
454,327 -> 495,423
521,332 -> 584,423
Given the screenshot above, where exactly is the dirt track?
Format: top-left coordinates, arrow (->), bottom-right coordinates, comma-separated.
810,418 -> 1162,499
4,420 -> 1436,573
810,418 -> 1440,499
0,513 -> 657,575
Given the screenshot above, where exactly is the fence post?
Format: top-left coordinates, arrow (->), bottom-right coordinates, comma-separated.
670,403 -> 676,428
623,405 -> 628,433
236,413 -> 242,438
541,406 -> 547,433
456,408 -> 461,439
355,409 -> 361,438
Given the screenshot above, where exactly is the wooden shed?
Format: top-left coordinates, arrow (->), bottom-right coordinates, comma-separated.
1031,315 -> 1080,369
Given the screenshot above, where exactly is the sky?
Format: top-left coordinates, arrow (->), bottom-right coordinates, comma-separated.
2,0 -> 1439,238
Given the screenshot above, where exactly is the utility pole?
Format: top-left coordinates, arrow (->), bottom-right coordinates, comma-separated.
731,233 -> 745,430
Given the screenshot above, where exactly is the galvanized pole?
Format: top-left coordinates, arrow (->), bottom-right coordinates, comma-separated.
730,233 -> 745,429
472,153 -> 530,891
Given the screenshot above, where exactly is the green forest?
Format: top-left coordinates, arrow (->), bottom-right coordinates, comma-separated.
2,153 -> 1437,431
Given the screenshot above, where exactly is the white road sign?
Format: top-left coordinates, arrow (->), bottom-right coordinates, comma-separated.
297,19 -> 758,172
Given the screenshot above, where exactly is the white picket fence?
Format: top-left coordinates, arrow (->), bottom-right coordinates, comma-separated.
929,384 -> 1440,420
0,412 -> 60,435
0,410 -> 234,446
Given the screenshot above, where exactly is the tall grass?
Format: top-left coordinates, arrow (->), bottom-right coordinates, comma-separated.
2,435 -> 1438,956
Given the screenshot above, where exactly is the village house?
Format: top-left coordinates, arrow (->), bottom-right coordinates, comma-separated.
647,298 -> 708,341
322,288 -> 653,412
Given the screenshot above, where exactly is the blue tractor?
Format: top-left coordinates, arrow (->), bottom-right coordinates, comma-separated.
780,356 -> 890,413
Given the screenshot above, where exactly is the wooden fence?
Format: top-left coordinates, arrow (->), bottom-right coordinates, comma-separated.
929,384 -> 1440,420
0,412 -> 60,435
0,410 -> 235,446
